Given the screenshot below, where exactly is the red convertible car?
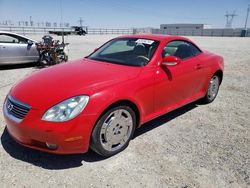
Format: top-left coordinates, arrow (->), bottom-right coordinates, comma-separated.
3,35 -> 224,156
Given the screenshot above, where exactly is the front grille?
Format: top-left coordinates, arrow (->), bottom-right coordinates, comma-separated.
6,96 -> 30,120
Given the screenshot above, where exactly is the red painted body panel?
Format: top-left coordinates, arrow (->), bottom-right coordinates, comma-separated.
5,111 -> 96,154
3,34 -> 224,154
11,58 -> 141,110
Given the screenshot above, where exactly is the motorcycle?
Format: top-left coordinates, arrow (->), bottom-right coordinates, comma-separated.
36,35 -> 69,67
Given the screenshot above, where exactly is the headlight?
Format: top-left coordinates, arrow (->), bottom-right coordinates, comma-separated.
42,95 -> 89,122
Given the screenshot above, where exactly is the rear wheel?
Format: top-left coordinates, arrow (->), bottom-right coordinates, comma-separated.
90,105 -> 136,157
202,74 -> 220,103
40,56 -> 50,67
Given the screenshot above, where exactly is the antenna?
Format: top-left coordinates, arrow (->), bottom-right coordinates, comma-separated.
225,10 -> 237,28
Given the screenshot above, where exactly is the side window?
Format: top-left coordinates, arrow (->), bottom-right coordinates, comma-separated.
0,34 -> 28,44
16,36 -> 28,44
162,40 -> 199,60
0,34 -> 19,43
162,41 -> 185,57
189,43 -> 201,56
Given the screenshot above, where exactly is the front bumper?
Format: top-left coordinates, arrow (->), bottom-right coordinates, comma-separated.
3,99 -> 97,154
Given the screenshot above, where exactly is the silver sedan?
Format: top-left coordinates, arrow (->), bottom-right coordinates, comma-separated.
0,31 -> 39,65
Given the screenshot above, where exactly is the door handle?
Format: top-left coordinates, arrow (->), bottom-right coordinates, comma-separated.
195,64 -> 202,70
0,45 -> 6,48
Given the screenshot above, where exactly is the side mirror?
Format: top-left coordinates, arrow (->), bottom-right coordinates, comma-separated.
27,40 -> 34,45
161,56 -> 181,67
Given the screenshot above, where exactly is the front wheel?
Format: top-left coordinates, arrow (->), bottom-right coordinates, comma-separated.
90,105 -> 136,157
202,74 -> 221,103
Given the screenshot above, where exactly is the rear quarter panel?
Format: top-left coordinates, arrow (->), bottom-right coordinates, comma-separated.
199,50 -> 224,92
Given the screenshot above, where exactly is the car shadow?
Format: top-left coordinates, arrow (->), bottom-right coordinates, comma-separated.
0,63 -> 35,70
1,102 -> 197,170
134,102 -> 197,138
0,128 -> 105,170
0,63 -> 65,71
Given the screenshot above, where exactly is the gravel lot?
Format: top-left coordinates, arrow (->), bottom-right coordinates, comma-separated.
0,34 -> 250,188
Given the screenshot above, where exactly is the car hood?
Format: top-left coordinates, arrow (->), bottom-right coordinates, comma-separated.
10,58 -> 142,109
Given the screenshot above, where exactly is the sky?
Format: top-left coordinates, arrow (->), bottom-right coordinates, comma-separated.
0,0 -> 249,28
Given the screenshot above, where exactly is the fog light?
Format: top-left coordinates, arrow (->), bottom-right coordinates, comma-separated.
46,143 -> 57,150
64,136 -> 83,142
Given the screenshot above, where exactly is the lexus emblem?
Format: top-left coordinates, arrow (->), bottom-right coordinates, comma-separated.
7,103 -> 14,112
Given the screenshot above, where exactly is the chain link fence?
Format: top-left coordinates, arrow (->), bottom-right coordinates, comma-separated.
0,26 -> 133,35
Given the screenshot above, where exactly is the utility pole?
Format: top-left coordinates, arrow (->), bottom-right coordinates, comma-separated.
244,5 -> 250,30
225,11 -> 237,28
29,16 -> 34,26
241,5 -> 250,37
29,16 -> 32,26
59,0 -> 64,43
78,17 -> 84,26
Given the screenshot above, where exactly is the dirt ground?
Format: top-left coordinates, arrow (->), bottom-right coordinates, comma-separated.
0,34 -> 249,188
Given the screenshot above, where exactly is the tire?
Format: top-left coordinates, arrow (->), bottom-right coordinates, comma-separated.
39,56 -> 49,67
90,105 -> 136,157
202,74 -> 221,104
64,54 -> 68,62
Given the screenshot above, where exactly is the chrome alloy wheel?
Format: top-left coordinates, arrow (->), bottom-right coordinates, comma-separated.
100,109 -> 133,152
207,75 -> 220,101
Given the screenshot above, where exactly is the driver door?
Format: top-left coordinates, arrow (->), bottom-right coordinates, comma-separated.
0,34 -> 28,64
155,40 -> 204,113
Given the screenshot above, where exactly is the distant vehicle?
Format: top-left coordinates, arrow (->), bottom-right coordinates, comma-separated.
48,26 -> 87,36
71,26 -> 87,35
3,35 -> 224,157
0,31 -> 39,65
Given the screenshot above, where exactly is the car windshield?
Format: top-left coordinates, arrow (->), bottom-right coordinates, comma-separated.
87,38 -> 160,66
